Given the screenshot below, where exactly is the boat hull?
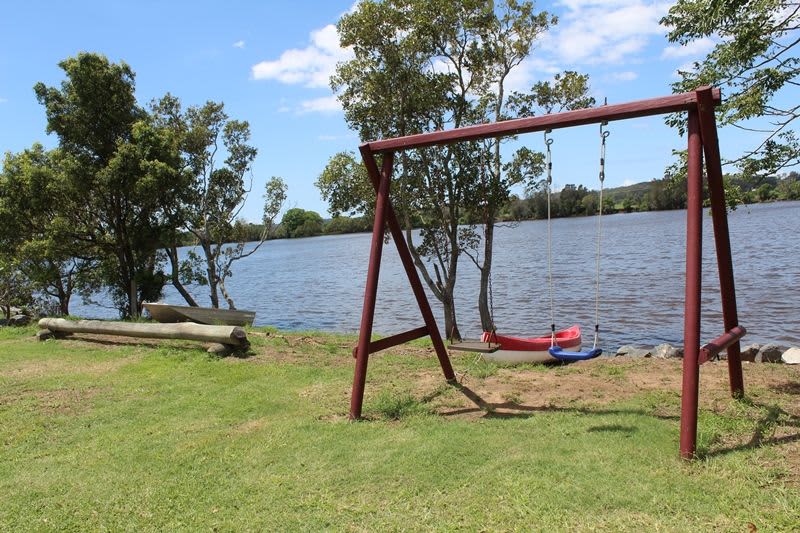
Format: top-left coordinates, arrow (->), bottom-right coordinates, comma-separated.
480,325 -> 582,364
143,302 -> 255,327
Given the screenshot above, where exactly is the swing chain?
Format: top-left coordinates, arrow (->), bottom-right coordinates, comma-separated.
593,122 -> 610,349
544,129 -> 556,347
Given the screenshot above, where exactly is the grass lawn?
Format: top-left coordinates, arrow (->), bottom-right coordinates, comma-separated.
1,325 -> 798,531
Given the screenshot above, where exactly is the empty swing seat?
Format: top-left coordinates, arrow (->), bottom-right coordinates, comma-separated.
548,345 -> 603,362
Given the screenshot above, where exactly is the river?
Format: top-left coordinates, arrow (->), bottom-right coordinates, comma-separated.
73,201 -> 800,349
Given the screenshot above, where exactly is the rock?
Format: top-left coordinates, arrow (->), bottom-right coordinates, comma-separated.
781,347 -> 800,365
739,344 -> 761,362
755,344 -> 787,363
36,329 -> 55,341
207,343 -> 234,356
616,345 -> 652,358
653,343 -> 683,359
9,314 -> 30,326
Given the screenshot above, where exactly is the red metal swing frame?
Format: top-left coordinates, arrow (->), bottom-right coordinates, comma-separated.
350,86 -> 746,459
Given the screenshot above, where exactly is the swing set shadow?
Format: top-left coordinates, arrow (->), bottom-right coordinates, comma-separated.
349,86 -> 748,459
444,383 -> 800,459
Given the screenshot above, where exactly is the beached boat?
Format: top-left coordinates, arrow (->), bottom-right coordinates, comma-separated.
479,324 -> 583,364
143,302 -> 255,327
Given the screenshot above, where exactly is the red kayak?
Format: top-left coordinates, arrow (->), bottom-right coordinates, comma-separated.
480,325 -> 583,363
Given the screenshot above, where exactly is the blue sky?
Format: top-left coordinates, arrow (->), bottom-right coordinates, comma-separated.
0,1 -> 758,222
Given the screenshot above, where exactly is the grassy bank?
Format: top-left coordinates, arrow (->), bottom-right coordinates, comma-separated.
1,325 -> 798,531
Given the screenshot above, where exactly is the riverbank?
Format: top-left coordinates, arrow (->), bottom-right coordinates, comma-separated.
2,325 -> 798,530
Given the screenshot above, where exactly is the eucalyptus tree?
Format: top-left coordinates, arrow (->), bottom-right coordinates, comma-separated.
460,1 -> 556,332
34,53 -> 189,317
150,95 -> 287,310
662,0 -> 799,178
333,0 -> 495,339
329,0 -> 593,338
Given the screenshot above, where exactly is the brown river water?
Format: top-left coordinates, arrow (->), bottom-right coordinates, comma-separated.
74,200 -> 800,349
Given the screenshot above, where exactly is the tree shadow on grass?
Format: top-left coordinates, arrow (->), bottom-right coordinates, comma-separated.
700,400 -> 800,459
770,380 -> 800,395
447,384 -> 800,457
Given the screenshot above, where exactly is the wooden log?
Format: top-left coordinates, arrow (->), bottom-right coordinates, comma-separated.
36,329 -> 55,341
207,343 -> 234,356
37,318 -> 248,347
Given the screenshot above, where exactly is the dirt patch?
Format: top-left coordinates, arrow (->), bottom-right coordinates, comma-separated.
230,417 -> 270,434
427,357 -> 800,418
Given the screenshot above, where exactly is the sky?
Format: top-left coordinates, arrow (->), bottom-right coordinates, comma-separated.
0,0 -> 764,222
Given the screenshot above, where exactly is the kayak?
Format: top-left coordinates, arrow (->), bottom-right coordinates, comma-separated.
480,324 -> 583,364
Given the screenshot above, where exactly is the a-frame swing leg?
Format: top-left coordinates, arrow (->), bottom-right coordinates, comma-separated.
680,109 -> 704,459
349,147 -> 456,420
680,87 -> 747,459
695,87 -> 745,396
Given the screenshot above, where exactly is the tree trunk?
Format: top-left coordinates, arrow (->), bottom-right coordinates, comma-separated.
57,283 -> 70,316
403,227 -> 462,342
478,217 -> 495,332
167,246 -> 199,307
442,289 -> 460,342
129,278 -> 138,318
200,240 -> 220,308
219,277 -> 236,310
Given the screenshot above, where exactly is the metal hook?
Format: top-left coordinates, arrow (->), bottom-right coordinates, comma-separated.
600,121 -> 610,140
544,128 -> 554,146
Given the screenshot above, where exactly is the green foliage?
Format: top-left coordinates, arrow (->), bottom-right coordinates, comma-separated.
150,95 -> 287,309
0,258 -> 34,319
0,144 -> 98,315
316,151 -> 373,218
331,0 -> 586,339
323,216 -> 371,235
663,0 -> 799,177
508,71 -> 595,116
32,53 -> 189,317
281,208 -> 324,238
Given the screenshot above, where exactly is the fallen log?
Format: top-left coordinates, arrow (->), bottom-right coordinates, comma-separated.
37,318 -> 249,348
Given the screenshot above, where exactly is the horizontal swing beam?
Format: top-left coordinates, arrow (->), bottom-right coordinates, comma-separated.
699,326 -> 747,364
351,326 -> 430,358
364,88 -> 721,154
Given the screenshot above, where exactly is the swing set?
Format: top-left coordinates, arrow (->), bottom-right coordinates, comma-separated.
466,122 -> 609,363
350,86 -> 746,459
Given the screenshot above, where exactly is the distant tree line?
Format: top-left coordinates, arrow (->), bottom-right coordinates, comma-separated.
502,170 -> 800,222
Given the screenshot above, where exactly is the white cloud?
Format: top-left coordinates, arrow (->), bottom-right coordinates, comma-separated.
605,71 -> 639,82
661,37 -> 714,59
299,95 -> 341,114
251,24 -> 353,88
623,179 -> 635,186
318,133 -> 355,141
672,60 -> 699,79
548,1 -> 671,65
233,40 -> 245,49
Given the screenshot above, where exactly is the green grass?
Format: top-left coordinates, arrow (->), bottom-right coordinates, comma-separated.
1,326 -> 798,531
